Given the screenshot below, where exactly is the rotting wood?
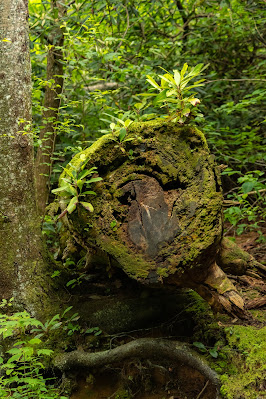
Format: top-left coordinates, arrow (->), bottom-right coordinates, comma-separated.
57,120 -> 264,318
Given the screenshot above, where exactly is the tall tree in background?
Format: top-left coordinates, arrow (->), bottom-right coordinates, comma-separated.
34,0 -> 66,215
0,0 -> 51,314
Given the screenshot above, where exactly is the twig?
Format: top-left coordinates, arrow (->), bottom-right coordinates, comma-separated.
196,380 -> 209,399
116,4 -> 130,50
206,78 -> 266,83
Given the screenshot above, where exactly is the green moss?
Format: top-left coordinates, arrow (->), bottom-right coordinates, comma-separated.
115,390 -> 132,399
97,238 -> 156,280
220,325 -> 266,399
58,119 -> 223,284
157,267 -> 169,278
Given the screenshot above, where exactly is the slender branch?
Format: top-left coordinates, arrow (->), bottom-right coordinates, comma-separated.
116,4 -> 130,50
206,78 -> 266,83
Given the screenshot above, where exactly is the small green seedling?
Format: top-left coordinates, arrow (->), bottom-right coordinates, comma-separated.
193,341 -> 219,358
101,112 -> 134,152
52,154 -> 102,218
145,63 -> 209,123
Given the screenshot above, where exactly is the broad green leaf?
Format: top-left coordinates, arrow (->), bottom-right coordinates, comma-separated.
103,113 -> 124,125
81,201 -> 94,212
7,347 -> 21,355
153,89 -> 168,104
80,190 -> 97,196
52,183 -> 76,197
242,181 -> 254,194
124,119 -> 133,128
61,306 -> 73,317
174,69 -> 181,86
67,197 -> 78,214
50,322 -> 62,330
162,98 -> 180,103
37,349 -> 54,356
78,169 -> 93,180
166,89 -> 176,97
146,75 -> 160,90
66,279 -> 77,287
193,342 -> 206,351
77,180 -> 84,191
181,108 -> 191,116
180,63 -> 188,79
28,338 -> 42,346
159,74 -> 175,87
51,186 -> 69,194
119,127 -> 127,142
85,177 -> 103,184
48,314 -> 60,324
209,349 -> 218,358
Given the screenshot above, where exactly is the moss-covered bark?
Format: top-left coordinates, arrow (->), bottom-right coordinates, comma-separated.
57,120 -> 247,315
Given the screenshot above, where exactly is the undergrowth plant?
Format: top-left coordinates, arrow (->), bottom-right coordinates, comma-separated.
0,301 -> 67,399
144,63 -> 208,124
223,170 -> 266,240
52,155 -> 102,218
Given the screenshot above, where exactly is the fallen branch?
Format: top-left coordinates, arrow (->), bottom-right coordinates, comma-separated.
85,82 -> 120,91
55,338 -> 221,397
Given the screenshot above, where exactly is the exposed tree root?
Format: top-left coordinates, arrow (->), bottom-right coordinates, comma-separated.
55,338 -> 221,397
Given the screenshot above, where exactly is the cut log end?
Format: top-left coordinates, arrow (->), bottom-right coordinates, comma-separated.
192,262 -> 248,318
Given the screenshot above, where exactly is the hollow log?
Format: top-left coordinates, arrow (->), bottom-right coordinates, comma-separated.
58,120 -> 261,316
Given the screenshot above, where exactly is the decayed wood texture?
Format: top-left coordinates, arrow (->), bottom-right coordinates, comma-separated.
59,120 -> 248,315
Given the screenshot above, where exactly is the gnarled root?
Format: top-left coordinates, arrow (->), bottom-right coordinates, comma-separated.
55,338 -> 221,398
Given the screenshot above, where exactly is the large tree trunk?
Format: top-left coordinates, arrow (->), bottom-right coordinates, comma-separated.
57,120 -> 256,316
0,0 -> 54,316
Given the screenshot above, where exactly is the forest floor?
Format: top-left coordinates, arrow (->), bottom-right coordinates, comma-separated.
227,229 -> 266,322
70,229 -> 266,399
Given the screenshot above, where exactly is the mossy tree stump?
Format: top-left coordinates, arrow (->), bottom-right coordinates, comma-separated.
59,120 -> 250,316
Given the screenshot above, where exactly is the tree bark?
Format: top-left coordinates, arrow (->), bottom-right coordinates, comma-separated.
0,0 -> 54,316
34,0 -> 65,216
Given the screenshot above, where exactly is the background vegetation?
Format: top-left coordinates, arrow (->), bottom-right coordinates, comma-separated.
29,0 -> 265,238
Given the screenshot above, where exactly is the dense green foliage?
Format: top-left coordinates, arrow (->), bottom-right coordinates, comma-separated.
0,300 -> 67,399
29,0 -> 265,237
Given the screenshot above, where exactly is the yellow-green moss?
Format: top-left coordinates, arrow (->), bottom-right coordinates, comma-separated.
97,238 -> 156,279
58,120 -> 223,283
220,325 -> 266,399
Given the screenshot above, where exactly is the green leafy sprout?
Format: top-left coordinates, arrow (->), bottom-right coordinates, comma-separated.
52,154 -> 102,218
101,112 -> 134,152
145,63 -> 209,124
